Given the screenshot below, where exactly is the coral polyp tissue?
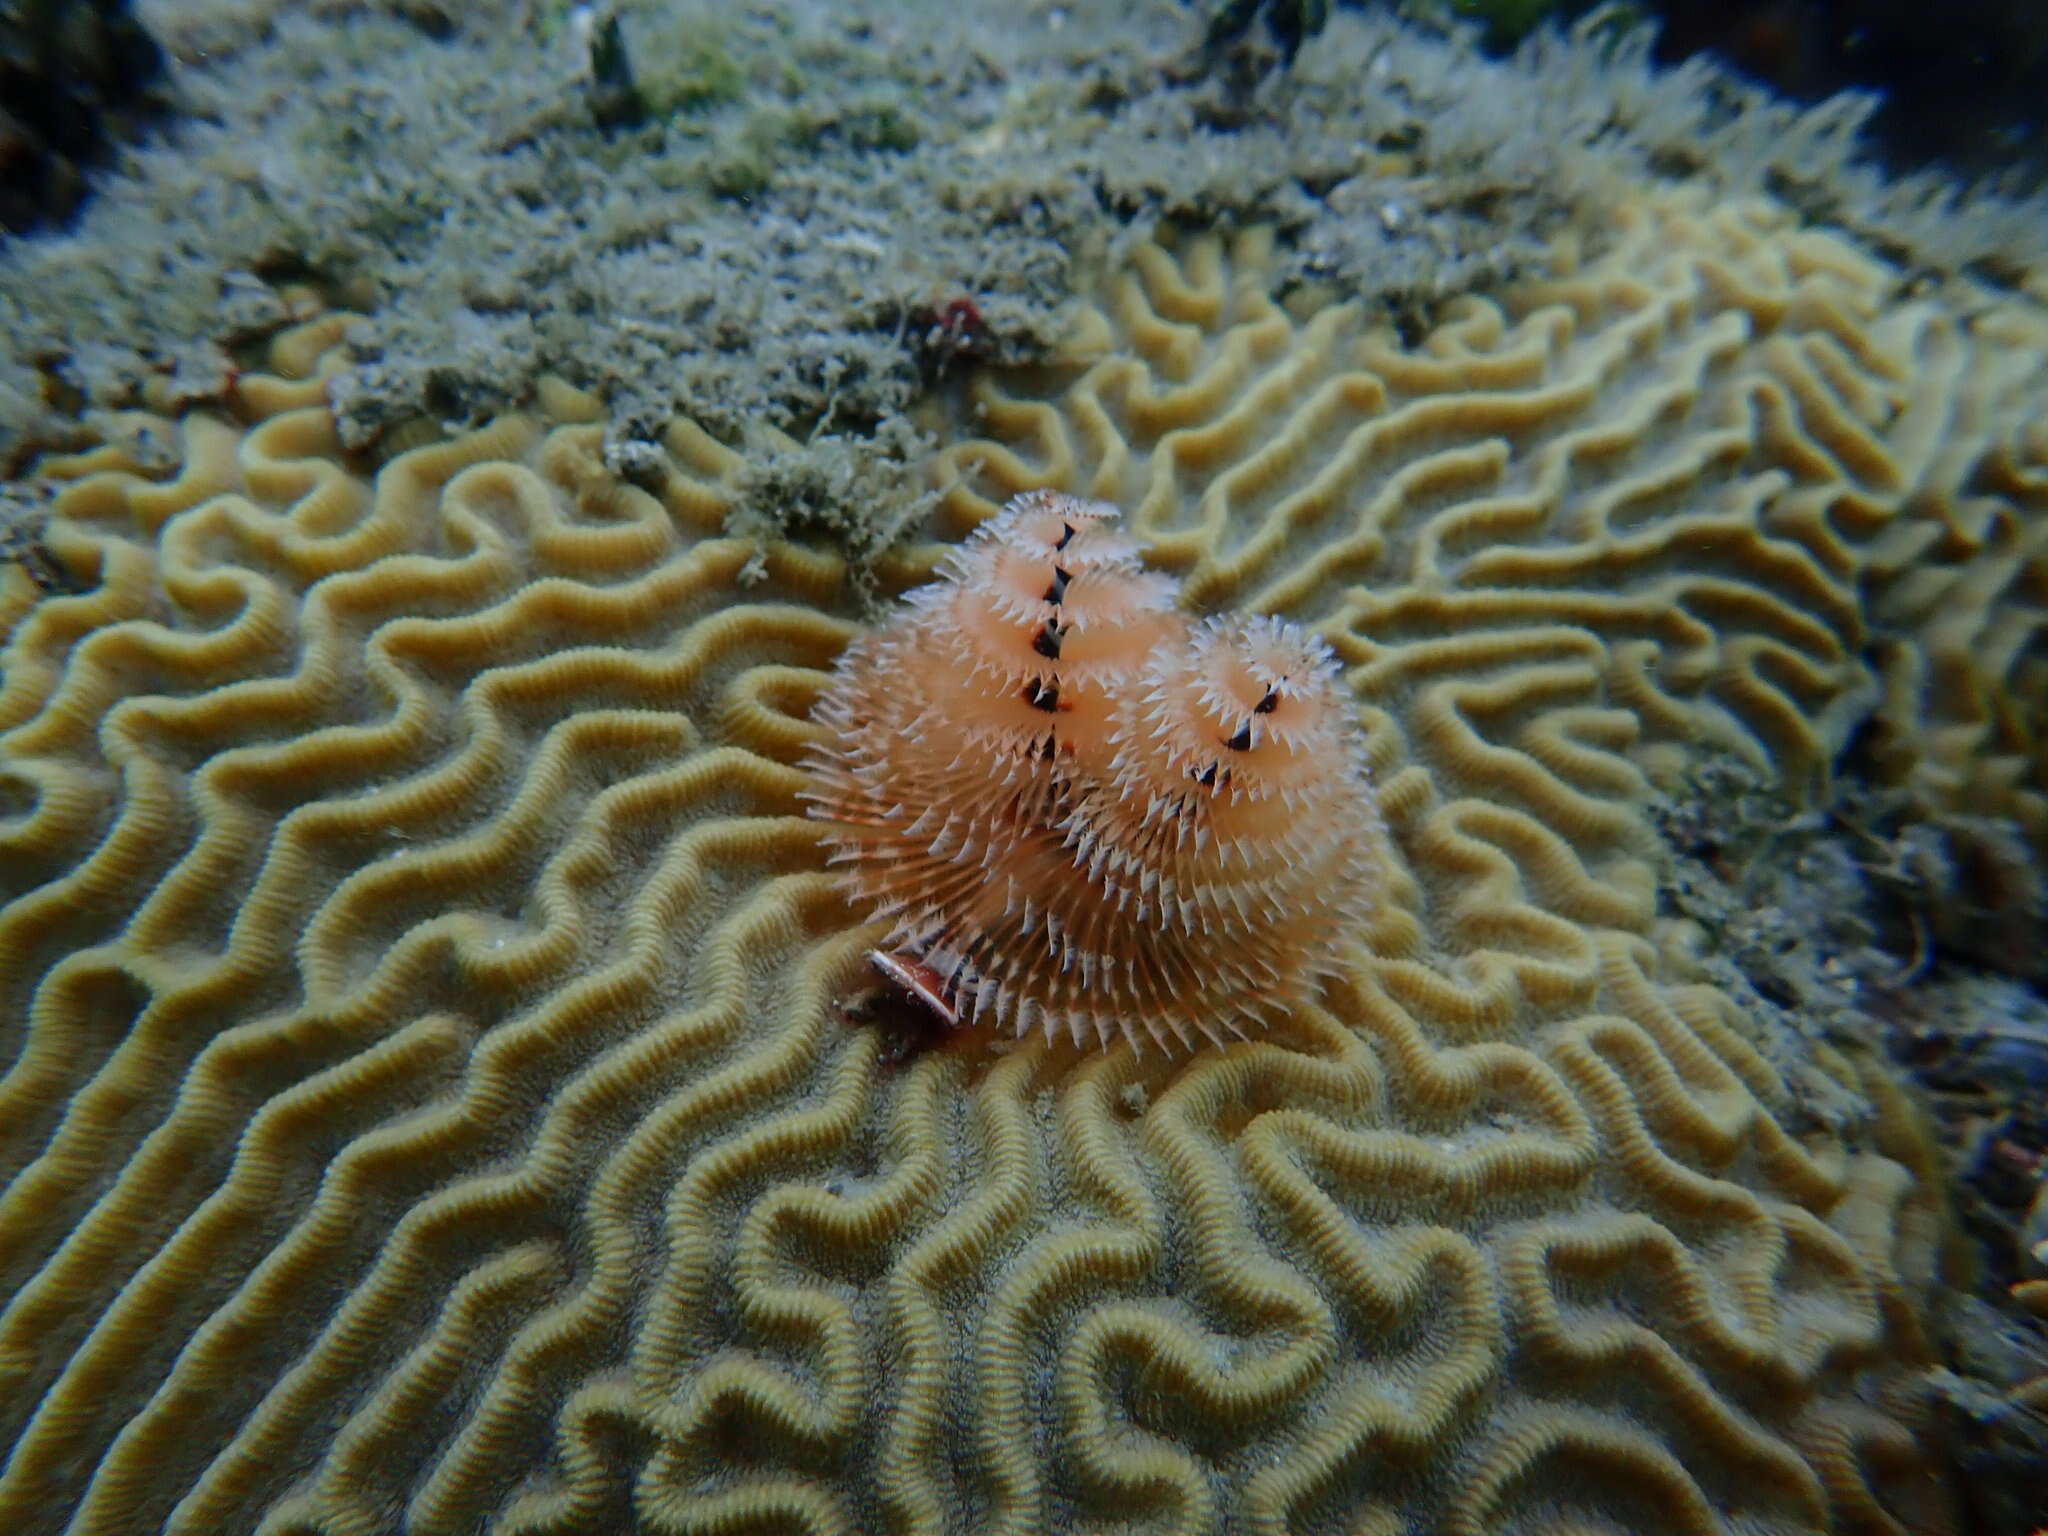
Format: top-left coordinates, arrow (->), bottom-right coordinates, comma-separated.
802,489 -> 1381,1051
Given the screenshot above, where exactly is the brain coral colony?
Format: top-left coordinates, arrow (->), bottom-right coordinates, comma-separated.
8,0 -> 2048,1534
802,491 -> 1381,1051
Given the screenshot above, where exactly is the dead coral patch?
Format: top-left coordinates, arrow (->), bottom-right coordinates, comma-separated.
11,3 -> 2045,500
716,416 -> 940,604
1651,754 -> 2048,1536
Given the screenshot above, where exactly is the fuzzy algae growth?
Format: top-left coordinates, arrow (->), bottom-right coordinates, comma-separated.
2,2 -> 2048,1533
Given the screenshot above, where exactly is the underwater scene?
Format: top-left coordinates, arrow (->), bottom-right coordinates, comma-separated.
2,1 -> 2046,1532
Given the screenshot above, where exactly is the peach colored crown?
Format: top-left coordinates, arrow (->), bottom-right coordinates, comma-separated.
802,490 -> 1382,1053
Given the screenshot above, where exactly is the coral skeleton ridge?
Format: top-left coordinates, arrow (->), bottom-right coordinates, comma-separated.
2,185 -> 2045,1534
801,489 -> 1382,1052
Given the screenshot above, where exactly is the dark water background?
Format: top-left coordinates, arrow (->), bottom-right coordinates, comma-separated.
1478,0 -> 2048,184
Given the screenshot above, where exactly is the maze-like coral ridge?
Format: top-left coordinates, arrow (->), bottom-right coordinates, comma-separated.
936,196 -> 2048,846
4,182 -> 2043,1533
801,489 -> 1383,1053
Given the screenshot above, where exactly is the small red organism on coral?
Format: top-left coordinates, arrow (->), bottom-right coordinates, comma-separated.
911,294 -> 994,377
802,490 -> 1382,1055
938,296 -> 981,334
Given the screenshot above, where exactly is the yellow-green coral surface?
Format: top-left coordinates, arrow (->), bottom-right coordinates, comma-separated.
6,186 -> 2047,1534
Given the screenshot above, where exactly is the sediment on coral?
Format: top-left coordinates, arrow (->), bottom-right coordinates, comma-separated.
8,162 -> 2045,1529
1643,748 -> 2048,1535
8,2 -> 2047,489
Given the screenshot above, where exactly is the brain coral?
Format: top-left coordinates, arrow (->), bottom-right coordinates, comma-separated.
3,184 -> 2046,1535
